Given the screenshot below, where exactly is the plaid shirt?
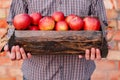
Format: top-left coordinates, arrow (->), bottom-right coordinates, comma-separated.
7,0 -> 107,80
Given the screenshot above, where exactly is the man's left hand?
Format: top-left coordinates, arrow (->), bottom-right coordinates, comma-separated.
79,48 -> 101,60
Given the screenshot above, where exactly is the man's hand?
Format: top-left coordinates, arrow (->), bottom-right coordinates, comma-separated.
79,48 -> 101,60
4,45 -> 32,61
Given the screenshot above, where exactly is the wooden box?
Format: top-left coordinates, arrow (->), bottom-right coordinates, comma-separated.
8,30 -> 108,58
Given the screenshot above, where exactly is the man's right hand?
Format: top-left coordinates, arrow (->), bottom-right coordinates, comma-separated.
4,45 -> 32,60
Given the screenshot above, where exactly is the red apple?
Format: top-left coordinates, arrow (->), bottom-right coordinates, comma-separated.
68,16 -> 84,30
30,12 -> 42,25
39,16 -> 55,30
65,14 -> 76,24
51,11 -> 65,22
13,13 -> 31,30
28,26 -> 39,30
83,16 -> 100,31
55,21 -> 69,31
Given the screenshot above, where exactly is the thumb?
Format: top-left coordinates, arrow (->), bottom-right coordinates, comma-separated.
4,45 -> 9,51
4,45 -> 11,58
79,55 -> 84,58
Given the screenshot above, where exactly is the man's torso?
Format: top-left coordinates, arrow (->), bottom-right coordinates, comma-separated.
26,0 -> 92,16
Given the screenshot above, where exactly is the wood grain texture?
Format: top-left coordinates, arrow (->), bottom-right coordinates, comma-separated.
9,30 -> 108,58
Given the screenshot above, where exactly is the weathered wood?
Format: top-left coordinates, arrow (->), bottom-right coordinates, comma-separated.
9,30 -> 108,58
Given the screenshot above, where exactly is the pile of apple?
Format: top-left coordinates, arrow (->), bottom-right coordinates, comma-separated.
13,11 -> 100,31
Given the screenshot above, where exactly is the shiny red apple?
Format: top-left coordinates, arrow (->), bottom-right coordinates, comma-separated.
39,16 -> 55,30
83,16 -> 100,31
28,26 -> 39,30
68,16 -> 84,30
65,14 -> 76,24
13,13 -> 31,30
30,12 -> 42,25
51,11 -> 65,22
55,21 -> 69,31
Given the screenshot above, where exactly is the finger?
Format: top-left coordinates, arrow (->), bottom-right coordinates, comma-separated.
85,49 -> 90,60
4,45 -> 9,51
96,49 -> 101,60
27,53 -> 32,59
79,55 -> 83,58
20,48 -> 27,60
4,45 -> 11,57
90,48 -> 95,60
10,46 -> 16,60
15,46 -> 22,60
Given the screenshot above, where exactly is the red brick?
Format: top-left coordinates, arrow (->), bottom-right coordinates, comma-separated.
107,30 -> 120,41
107,70 -> 120,80
0,52 -> 6,56
0,77 -> 16,80
104,0 -> 114,9
118,61 -> 120,70
91,70 -> 107,80
114,0 -> 120,11
17,76 -> 23,80
107,20 -> 117,29
6,8 -> 10,16
107,30 -> 115,41
0,9 -> 7,18
1,59 -> 22,68
0,0 -> 11,8
9,61 -> 22,68
118,42 -> 120,50
113,30 -> 120,41
107,30 -> 118,50
95,59 -> 117,71
0,57 -> 11,66
106,9 -> 118,19
107,50 -> 120,60
0,66 -> 8,76
0,19 -> 8,28
118,20 -> 120,30
0,28 -> 8,38
7,68 -> 23,77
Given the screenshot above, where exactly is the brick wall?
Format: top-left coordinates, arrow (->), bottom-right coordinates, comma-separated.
0,0 -> 120,80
